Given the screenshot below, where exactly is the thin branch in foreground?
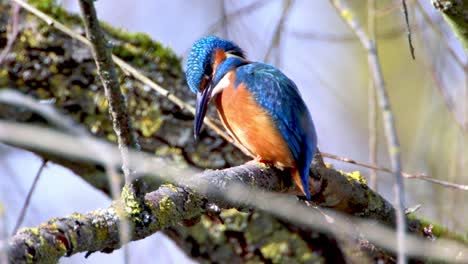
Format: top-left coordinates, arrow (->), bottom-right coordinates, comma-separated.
2,122 -> 468,263
11,159 -> 47,235
78,1 -> 144,259
78,0 -> 139,181
401,0 -> 416,59
0,3 -> 20,66
329,1 -> 407,263
367,0 -> 378,191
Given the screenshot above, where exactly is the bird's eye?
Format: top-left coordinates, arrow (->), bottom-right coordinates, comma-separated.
200,75 -> 211,91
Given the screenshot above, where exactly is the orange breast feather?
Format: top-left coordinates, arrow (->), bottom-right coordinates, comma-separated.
214,77 -> 295,169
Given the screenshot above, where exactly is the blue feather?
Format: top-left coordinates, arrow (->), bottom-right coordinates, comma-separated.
235,63 -> 318,198
186,36 -> 244,94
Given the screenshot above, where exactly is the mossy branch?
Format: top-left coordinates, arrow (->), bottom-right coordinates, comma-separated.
5,158 -> 393,263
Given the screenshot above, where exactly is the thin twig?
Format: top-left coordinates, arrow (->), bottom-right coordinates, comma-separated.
11,159 -> 47,235
263,0 -> 293,65
78,1 -> 141,261
321,152 -> 468,190
289,13 -> 444,43
220,0 -> 228,38
367,0 -> 378,191
78,0 -> 139,180
402,0 -> 416,59
329,1 -> 407,263
206,0 -> 269,35
0,3 -> 20,66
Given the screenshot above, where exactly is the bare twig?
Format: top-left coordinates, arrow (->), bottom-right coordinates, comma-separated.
321,152 -> 468,190
289,15 -> 444,43
220,0 -> 228,38
402,0 -> 416,59
11,159 -> 47,235
329,1 -> 407,263
0,3 -> 20,66
78,1 -> 141,260
367,0 -> 378,191
78,0 -> 139,180
264,0 -> 293,65
206,0 -> 269,35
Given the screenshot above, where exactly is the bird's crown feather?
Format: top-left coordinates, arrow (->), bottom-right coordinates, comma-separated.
186,36 -> 244,93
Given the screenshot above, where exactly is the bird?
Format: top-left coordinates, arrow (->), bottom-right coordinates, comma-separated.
185,36 -> 317,199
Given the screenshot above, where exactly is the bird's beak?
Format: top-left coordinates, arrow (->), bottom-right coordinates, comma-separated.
194,82 -> 214,140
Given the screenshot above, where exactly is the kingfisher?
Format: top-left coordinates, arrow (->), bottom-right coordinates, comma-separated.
185,36 -> 317,199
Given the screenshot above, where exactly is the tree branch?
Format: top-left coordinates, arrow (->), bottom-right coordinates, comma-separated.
3,124 -> 466,262
329,1 -> 407,263
78,0 -> 139,187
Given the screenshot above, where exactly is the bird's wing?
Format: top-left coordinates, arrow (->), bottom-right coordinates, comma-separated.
235,62 -> 317,188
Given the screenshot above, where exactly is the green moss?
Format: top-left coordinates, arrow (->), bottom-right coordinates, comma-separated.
198,214 -> 227,243
94,225 -> 109,242
21,225 -> 67,263
245,213 -> 274,243
259,229 -> 319,264
187,218 -> 210,244
220,208 -> 249,232
156,196 -> 176,227
161,183 -> 178,192
342,171 -> 367,185
23,227 -> 40,236
100,23 -> 181,73
365,188 -> 384,213
408,214 -> 468,245
121,185 -> 142,221
261,239 -> 288,261
134,106 -> 163,137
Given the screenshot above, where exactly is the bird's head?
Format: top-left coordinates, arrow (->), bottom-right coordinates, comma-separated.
186,36 -> 245,139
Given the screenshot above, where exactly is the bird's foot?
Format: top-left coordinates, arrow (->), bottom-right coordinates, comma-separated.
248,156 -> 271,168
254,155 -> 267,163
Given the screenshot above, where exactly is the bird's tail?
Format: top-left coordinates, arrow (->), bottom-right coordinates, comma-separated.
291,167 -> 311,199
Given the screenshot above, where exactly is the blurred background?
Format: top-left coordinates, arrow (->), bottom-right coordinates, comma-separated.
1,0 -> 467,263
